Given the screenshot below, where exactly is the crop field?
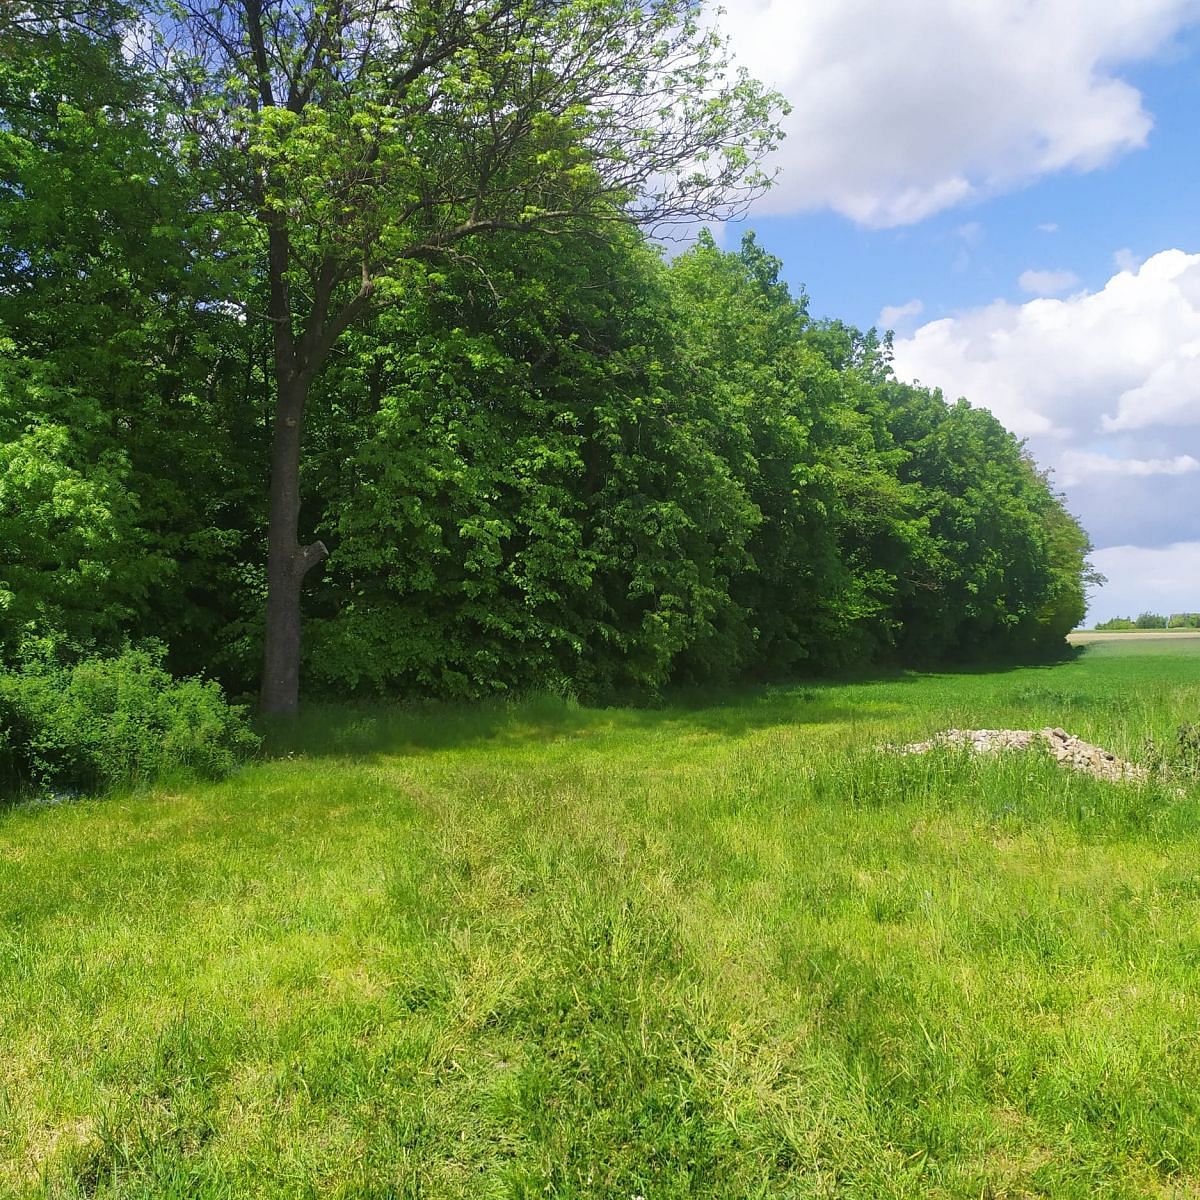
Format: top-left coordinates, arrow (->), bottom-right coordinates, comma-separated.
3,640 -> 1200,1199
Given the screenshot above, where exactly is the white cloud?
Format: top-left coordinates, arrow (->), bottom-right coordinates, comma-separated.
1058,450 -> 1200,486
890,249 -> 1200,563
1114,247 -> 1142,272
893,248 -> 1200,441
1103,342 -> 1200,430
878,299 -> 924,328
1019,268 -> 1081,296
721,0 -> 1200,227
1038,223 -> 1060,234
1087,543 -> 1200,622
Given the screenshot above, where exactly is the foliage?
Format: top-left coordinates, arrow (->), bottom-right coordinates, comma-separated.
301,229 -> 758,698
0,2 -> 269,682
0,4 -> 1098,710
292,230 -> 1097,700
1136,611 -> 1169,629
667,233 -> 867,677
0,646 -> 259,797
0,348 -> 143,657
1177,722 -> 1200,775
875,388 -> 1090,661
135,0 -> 788,713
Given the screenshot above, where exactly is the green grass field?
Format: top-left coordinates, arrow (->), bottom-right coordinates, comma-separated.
3,641 -> 1200,1198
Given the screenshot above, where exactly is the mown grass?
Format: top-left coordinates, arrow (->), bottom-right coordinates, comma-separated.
2,641 -> 1200,1198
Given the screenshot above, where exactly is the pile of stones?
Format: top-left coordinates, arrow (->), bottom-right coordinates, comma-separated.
894,727 -> 1149,784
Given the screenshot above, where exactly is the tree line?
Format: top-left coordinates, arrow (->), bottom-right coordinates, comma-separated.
1,1 -> 1097,712
1095,615 -> 1200,631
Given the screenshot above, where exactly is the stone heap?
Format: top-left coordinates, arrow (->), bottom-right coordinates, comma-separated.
895,727 -> 1149,784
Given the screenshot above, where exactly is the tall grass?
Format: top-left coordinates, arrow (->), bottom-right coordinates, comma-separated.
2,641 -> 1199,1197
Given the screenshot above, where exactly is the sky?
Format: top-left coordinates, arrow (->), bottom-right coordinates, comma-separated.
712,0 -> 1200,624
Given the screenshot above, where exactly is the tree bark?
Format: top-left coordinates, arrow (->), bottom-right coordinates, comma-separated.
260,371 -> 327,715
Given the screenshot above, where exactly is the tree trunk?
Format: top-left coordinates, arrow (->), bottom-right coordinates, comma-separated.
260,371 -> 327,715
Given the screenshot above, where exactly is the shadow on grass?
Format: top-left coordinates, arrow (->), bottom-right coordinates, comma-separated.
258,685 -> 873,762
257,644 -> 1094,763
259,657 -> 1067,763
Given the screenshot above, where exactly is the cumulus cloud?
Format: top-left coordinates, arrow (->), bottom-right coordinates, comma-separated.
891,249 -> 1200,568
1102,342 -> 1200,430
894,249 -> 1200,441
1019,268 -> 1081,296
720,0 -> 1200,226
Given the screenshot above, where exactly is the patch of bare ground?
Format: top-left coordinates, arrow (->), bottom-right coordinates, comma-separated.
893,728 -> 1148,784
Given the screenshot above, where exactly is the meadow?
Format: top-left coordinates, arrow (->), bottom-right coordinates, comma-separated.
3,640 -> 1200,1199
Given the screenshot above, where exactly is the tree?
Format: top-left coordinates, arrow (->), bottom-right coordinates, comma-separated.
667,232 -> 859,677
130,0 -> 784,713
299,224 -> 758,699
0,1 -> 269,675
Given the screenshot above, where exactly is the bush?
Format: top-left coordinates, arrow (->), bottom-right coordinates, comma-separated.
1094,617 -> 1135,631
1135,611 -> 1168,629
0,646 -> 259,797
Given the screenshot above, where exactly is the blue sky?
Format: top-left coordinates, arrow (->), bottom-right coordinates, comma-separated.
715,0 -> 1200,623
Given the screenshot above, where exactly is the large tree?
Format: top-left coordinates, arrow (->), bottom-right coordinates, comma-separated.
129,0 -> 785,713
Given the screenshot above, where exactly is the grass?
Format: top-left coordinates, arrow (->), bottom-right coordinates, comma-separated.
2,641 -> 1200,1198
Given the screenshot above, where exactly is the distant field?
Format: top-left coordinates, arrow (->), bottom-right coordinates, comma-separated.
1070,629 -> 1200,644
3,643 -> 1200,1198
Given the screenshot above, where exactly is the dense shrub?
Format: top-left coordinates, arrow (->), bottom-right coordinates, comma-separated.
297,233 -> 1094,701
0,646 -> 259,797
